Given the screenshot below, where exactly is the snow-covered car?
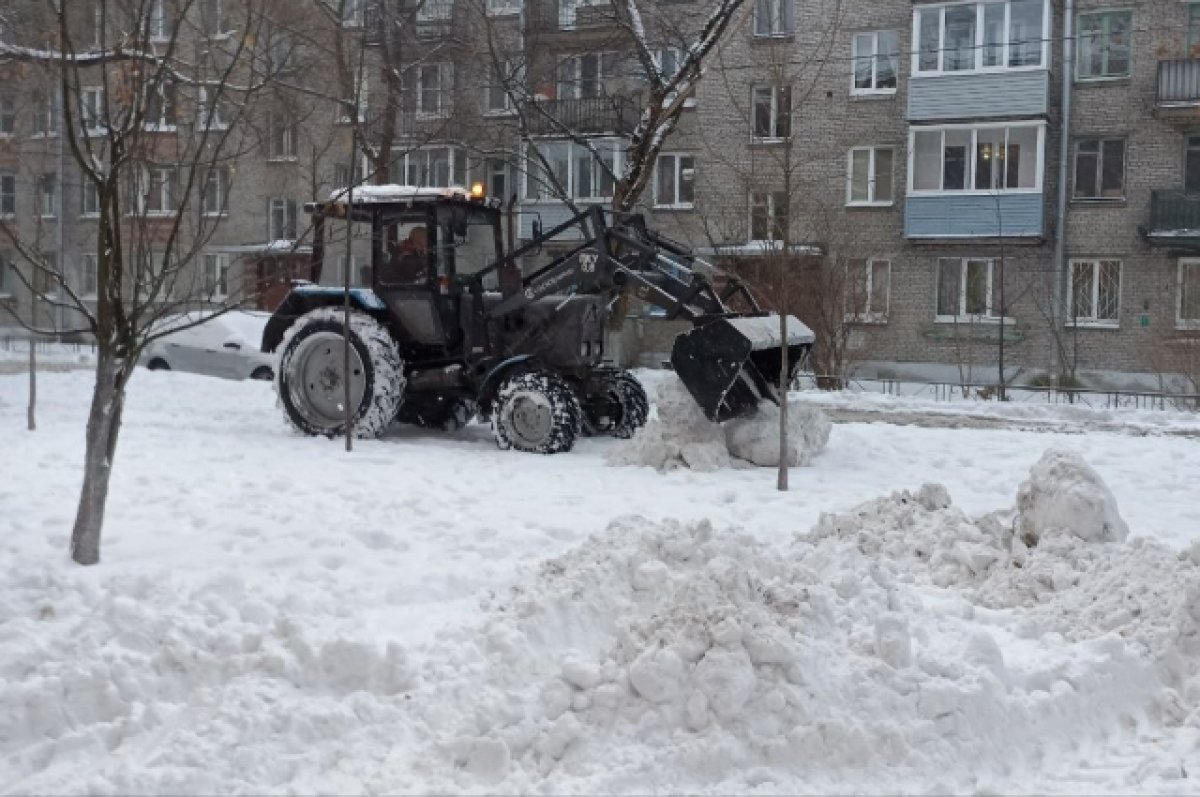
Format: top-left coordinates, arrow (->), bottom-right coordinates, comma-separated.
141,311 -> 276,381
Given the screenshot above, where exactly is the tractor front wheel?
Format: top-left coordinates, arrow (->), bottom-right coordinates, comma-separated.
492,372 -> 581,454
277,308 -> 405,439
583,369 -> 649,439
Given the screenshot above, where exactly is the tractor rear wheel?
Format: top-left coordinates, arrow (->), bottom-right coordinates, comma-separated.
277,308 -> 405,439
492,372 -> 581,454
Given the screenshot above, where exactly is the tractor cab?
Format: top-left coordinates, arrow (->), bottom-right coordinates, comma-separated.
305,185 -> 505,353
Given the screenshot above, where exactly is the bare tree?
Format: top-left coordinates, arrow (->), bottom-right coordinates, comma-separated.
0,0 -> 294,564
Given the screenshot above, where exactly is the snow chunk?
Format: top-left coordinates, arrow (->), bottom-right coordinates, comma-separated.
1016,447 -> 1129,546
724,400 -> 830,467
608,374 -> 830,471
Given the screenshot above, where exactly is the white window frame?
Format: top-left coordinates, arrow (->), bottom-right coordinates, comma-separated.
405,63 -> 453,117
748,191 -> 788,243
79,252 -> 99,297
1072,137 -> 1126,200
907,121 -> 1046,196
144,83 -> 176,131
935,257 -> 1013,322
81,180 -> 100,217
556,53 -> 616,100
1178,258 -> 1200,330
268,197 -> 298,241
0,95 -> 13,137
202,166 -> 230,216
199,0 -> 230,38
198,87 -> 230,130
267,110 -> 297,160
653,153 -> 696,209
1067,258 -> 1121,327
392,145 -> 469,189
487,0 -> 521,15
523,140 -> 624,203
81,86 -> 106,134
1075,9 -> 1133,81
846,146 -> 895,206
851,31 -> 899,95
148,0 -> 170,42
139,166 -> 176,216
911,0 -> 1050,75
845,258 -> 891,323
753,0 -> 795,37
38,173 -> 58,218
751,85 -> 791,141
485,60 -> 520,115
202,252 -> 230,298
0,173 -> 14,217
32,92 -> 58,137
339,0 -> 364,27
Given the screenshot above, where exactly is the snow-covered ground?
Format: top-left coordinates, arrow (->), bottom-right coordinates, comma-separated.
2,369 -> 1199,794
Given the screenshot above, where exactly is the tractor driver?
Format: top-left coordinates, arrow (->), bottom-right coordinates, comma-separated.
383,226 -> 429,285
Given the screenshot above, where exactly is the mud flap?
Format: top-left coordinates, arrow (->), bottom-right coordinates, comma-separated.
669,314 -> 814,423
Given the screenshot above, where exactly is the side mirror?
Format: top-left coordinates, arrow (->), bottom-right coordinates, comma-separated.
223,341 -> 242,351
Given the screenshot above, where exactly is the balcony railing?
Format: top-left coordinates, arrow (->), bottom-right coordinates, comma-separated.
1148,190 -> 1200,237
1156,60 -> 1200,110
521,95 -> 641,137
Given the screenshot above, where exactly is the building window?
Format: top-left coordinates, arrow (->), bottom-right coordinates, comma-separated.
1189,3 -> 1200,59
847,258 -> 890,322
82,181 -> 100,216
914,0 -> 1046,74
268,110 -> 297,159
525,140 -> 621,201
33,91 -> 57,136
910,124 -> 1043,193
752,85 -> 791,140
1187,135 -> 1200,194
749,191 -> 788,242
1069,259 -> 1120,325
753,0 -> 794,36
199,0 -> 228,36
198,87 -> 230,130
0,251 -> 10,294
79,253 -> 98,296
485,159 -> 515,201
1073,138 -> 1125,199
0,95 -> 13,136
1077,11 -> 1132,80
268,197 -> 298,240
139,166 -> 175,215
852,31 -> 899,94
402,63 -> 453,116
486,61 -> 521,114
1179,259 -> 1200,328
487,0 -> 521,14
38,173 -> 58,218
202,166 -> 230,216
390,146 -> 468,188
847,146 -> 894,205
0,173 -> 14,216
82,86 -> 106,133
339,0 -> 364,26
556,53 -> 616,100
148,0 -> 170,41
654,154 -> 696,208
203,253 -> 229,297
937,257 -> 1006,320
144,83 -> 176,129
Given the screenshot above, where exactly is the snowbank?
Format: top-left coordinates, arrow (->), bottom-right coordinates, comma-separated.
609,375 -> 830,471
1015,447 -> 1129,545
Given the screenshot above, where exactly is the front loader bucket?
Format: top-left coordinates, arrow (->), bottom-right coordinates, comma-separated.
669,314 -> 814,423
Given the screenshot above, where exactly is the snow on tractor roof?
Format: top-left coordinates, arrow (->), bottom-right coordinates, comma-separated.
327,184 -> 473,204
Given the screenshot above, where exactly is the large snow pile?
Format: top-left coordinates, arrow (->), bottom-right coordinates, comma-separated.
609,375 -> 830,471
1015,446 -> 1130,545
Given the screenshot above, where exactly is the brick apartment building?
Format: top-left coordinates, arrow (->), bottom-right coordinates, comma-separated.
0,0 -> 1198,389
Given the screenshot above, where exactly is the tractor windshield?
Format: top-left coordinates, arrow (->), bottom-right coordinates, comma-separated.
437,204 -> 501,286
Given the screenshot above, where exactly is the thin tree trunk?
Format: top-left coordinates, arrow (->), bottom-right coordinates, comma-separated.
27,340 -> 36,431
777,309 -> 788,491
70,359 -> 127,565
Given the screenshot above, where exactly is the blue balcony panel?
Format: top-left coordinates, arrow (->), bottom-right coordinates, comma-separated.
905,193 -> 1045,238
907,71 -> 1049,121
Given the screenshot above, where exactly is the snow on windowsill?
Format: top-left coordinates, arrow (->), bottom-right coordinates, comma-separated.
845,313 -> 888,325
846,200 -> 895,209
652,203 -> 695,212
850,89 -> 896,100
1066,320 -> 1120,330
934,315 -> 1015,325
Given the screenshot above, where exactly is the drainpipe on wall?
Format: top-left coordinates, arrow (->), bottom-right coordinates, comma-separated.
1051,0 -> 1073,382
